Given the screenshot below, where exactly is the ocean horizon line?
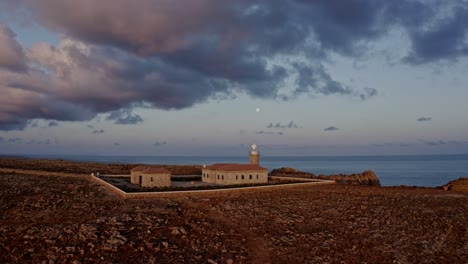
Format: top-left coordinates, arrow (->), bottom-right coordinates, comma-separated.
3,153 -> 468,159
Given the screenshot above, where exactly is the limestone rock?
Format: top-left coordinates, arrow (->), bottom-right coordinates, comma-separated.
270,167 -> 381,186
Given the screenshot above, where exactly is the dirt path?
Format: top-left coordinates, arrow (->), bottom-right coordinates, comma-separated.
181,197 -> 271,264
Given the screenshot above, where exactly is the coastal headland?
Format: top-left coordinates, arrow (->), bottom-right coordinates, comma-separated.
0,157 -> 467,263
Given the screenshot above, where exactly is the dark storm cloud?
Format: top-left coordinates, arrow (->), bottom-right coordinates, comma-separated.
404,5 -> 468,64
417,117 -> 432,122
324,126 -> 339,131
107,109 -> 143,125
1,0 -> 468,130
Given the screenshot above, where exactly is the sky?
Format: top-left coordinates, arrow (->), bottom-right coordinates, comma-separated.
0,0 -> 468,156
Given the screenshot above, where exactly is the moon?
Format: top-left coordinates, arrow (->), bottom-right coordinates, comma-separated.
255,108 -> 261,112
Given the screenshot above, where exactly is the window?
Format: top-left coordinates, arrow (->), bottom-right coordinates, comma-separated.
241,175 -> 244,180
222,175 -> 224,180
217,175 -> 219,179
236,175 -> 238,180
256,175 -> 259,179
151,177 -> 154,182
249,175 -> 252,179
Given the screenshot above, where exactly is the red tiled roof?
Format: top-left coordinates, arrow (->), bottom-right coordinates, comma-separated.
205,163 -> 233,170
141,167 -> 171,174
131,165 -> 150,172
131,166 -> 171,174
206,163 -> 267,171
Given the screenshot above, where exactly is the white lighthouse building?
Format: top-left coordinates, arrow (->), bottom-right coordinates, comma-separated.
201,144 -> 268,185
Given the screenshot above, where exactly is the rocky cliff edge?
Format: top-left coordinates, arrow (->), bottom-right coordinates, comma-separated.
270,167 -> 381,186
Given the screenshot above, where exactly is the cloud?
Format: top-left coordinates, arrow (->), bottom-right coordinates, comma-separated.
255,131 -> 274,135
372,142 -> 412,147
92,129 -> 104,134
107,109 -> 143,125
113,142 -> 120,146
86,125 -> 94,129
419,140 -> 462,146
0,137 -> 3,142
255,130 -> 284,136
420,140 -> 445,146
48,121 -> 59,127
360,87 -> 378,100
29,120 -> 39,128
0,23 -> 27,72
266,121 -> 299,129
154,141 -> 167,147
417,117 -> 432,122
2,1 -> 468,130
324,126 -> 339,131
403,6 -> 468,64
7,137 -> 22,143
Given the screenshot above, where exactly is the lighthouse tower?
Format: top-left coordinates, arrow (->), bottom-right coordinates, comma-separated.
249,144 -> 260,165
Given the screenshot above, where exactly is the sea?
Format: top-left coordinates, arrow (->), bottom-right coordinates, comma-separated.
20,154 -> 468,187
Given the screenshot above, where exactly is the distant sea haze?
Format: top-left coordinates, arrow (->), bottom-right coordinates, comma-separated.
25,154 -> 468,187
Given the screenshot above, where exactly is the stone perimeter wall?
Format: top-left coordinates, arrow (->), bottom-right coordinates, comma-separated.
0,168 -> 335,199
92,175 -> 335,199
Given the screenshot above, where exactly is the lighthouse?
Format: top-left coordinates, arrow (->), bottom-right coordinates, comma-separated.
249,144 -> 260,165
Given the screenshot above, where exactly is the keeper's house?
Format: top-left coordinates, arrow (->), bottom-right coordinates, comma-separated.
130,166 -> 171,188
201,144 -> 268,185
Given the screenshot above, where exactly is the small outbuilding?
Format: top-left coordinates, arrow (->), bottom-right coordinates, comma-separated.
130,165 -> 150,184
130,166 -> 171,188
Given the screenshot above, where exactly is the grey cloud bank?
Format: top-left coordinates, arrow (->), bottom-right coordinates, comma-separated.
417,117 -> 432,122
324,126 -> 339,131
1,0 -> 468,130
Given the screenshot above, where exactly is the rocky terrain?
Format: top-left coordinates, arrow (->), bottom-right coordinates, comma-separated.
443,177 -> 468,193
0,167 -> 467,263
0,157 -> 202,175
270,167 -> 381,186
0,172 -> 248,263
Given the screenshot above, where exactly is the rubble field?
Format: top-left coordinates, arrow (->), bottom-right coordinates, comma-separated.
0,171 -> 467,263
